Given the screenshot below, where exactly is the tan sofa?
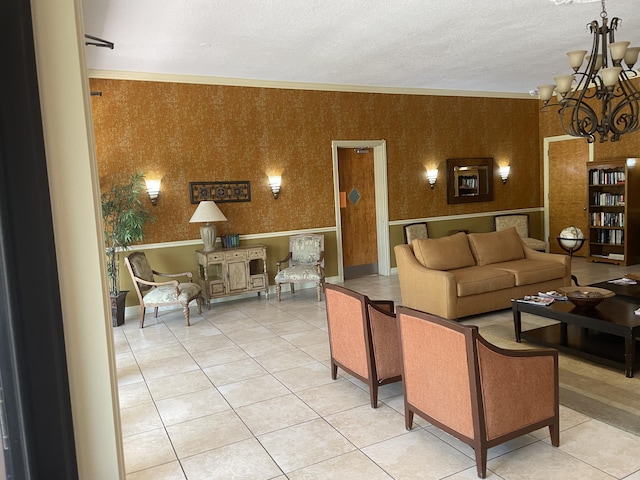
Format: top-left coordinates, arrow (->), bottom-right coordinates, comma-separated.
395,228 -> 571,320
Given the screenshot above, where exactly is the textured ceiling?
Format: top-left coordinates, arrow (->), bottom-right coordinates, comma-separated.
81,0 -> 640,96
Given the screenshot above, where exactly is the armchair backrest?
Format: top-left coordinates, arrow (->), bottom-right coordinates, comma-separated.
494,214 -> 530,238
290,234 -> 324,267
403,222 -> 428,244
397,306 -> 479,439
325,284 -> 370,379
125,251 -> 154,292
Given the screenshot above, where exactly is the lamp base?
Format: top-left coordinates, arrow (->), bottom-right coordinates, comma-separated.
200,223 -> 218,252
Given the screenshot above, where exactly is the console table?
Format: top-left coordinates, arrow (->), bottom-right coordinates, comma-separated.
196,245 -> 269,307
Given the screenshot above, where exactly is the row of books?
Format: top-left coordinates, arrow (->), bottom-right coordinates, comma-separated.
589,169 -> 625,185
591,192 -> 624,206
590,212 -> 624,227
592,228 -> 624,245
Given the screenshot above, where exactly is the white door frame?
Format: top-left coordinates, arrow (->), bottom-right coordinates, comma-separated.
543,135 -> 594,247
331,140 -> 390,282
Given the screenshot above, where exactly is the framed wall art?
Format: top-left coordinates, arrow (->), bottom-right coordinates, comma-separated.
190,181 -> 251,204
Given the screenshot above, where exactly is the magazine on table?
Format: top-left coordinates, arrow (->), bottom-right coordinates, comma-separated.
537,290 -> 568,301
517,295 -> 554,306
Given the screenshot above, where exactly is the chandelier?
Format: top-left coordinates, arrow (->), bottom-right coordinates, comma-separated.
538,0 -> 640,142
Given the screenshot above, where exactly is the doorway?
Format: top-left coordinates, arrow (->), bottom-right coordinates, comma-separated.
544,135 -> 594,255
338,147 -> 378,279
331,140 -> 389,282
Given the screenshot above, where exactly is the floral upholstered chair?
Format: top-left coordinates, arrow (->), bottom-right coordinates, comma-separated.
275,234 -> 325,301
403,222 -> 428,244
124,251 -> 203,328
494,214 -> 546,251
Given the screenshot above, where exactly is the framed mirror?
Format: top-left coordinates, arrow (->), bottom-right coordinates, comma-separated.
446,158 -> 494,204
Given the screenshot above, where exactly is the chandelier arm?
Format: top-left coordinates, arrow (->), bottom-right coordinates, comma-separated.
608,79 -> 640,138
558,97 -> 598,142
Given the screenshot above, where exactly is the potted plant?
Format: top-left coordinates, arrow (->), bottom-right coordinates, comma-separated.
101,172 -> 155,326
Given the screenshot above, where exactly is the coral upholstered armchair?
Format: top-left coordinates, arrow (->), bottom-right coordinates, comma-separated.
396,306 -> 559,479
325,284 -> 402,408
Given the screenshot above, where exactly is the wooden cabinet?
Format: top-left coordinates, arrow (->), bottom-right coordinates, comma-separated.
587,159 -> 640,266
196,245 -> 268,306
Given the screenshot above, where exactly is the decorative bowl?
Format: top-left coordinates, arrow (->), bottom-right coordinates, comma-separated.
558,286 -> 614,309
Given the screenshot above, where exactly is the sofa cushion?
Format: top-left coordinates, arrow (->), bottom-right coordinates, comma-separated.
452,266 -> 515,297
468,228 -> 525,266
412,232 -> 476,271
491,259 -> 566,286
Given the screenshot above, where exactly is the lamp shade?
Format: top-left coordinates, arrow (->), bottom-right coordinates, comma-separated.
189,201 -> 227,223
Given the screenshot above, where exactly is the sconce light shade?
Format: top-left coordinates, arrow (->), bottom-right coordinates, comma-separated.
499,165 -> 511,184
268,176 -> 282,199
145,179 -> 161,206
189,201 -> 228,251
426,169 -> 438,189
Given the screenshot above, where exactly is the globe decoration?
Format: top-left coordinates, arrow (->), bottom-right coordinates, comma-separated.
559,226 -> 585,250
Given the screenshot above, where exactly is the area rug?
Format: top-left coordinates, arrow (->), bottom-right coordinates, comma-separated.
478,318 -> 640,437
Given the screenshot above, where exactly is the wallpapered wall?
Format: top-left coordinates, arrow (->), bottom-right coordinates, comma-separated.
90,78 -> 542,245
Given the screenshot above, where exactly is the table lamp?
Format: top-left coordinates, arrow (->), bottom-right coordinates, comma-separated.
189,201 -> 227,251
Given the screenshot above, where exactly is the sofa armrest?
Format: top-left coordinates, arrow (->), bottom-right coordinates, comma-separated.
522,243 -> 571,278
394,244 -> 459,319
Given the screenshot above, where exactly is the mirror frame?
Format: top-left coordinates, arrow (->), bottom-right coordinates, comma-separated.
446,157 -> 494,204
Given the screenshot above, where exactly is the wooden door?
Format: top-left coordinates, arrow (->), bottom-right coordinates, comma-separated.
338,147 -> 378,278
548,139 -> 590,255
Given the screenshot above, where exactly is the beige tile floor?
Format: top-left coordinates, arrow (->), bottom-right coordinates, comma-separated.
115,257 -> 640,479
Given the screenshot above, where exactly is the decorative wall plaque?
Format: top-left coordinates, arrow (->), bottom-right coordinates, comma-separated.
190,181 -> 251,204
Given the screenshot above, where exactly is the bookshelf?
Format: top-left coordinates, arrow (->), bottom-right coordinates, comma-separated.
586,159 -> 640,266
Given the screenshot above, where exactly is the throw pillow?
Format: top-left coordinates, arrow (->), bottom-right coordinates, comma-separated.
467,228 -> 524,266
412,232 -> 476,270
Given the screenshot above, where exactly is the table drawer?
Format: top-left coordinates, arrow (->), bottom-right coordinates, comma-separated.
247,248 -> 265,259
250,274 -> 266,289
209,280 -> 225,295
225,250 -> 247,260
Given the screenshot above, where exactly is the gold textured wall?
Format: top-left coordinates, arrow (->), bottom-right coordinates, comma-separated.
90,78 -> 542,245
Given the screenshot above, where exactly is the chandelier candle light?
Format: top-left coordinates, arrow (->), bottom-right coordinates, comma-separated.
538,0 -> 640,143
189,200 -> 227,252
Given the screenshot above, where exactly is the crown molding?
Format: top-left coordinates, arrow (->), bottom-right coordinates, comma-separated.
87,69 -> 533,100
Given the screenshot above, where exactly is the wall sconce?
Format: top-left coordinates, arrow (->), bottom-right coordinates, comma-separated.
145,179 -> 161,206
426,169 -> 438,189
268,175 -> 281,199
499,165 -> 511,184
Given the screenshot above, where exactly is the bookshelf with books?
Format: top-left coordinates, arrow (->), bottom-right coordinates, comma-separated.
587,159 -> 640,266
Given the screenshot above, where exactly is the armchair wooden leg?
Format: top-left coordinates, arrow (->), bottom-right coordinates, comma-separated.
276,283 -> 281,302
139,306 -> 146,328
404,405 -> 414,430
370,382 -> 379,409
316,282 -> 322,302
331,361 -> 338,380
183,305 -> 190,326
549,421 -> 560,447
196,296 -> 203,314
475,448 -> 488,479
154,307 -> 159,318
290,283 -> 295,295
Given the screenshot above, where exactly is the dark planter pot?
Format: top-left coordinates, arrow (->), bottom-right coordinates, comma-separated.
110,290 -> 128,327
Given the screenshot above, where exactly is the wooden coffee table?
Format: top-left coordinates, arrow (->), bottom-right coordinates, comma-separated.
512,297 -> 640,377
